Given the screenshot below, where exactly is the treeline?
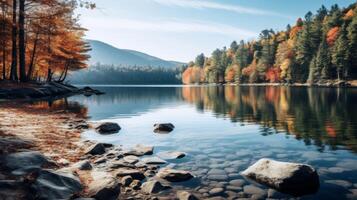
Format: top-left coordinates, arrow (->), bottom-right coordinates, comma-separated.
68,64 -> 183,85
182,3 -> 357,84
0,0 -> 93,83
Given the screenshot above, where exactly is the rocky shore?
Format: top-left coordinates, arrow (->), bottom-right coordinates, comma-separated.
0,81 -> 103,99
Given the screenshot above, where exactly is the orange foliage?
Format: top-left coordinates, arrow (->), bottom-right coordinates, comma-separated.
265,67 -> 281,83
289,26 -> 303,39
344,9 -> 354,20
327,27 -> 340,46
182,67 -> 203,84
325,122 -> 337,138
242,60 -> 257,76
225,67 -> 236,83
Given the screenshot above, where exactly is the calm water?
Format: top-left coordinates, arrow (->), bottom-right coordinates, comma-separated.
15,86 -> 357,199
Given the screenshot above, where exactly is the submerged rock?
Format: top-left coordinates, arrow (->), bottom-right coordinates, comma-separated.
153,123 -> 175,133
177,191 -> 199,200
141,157 -> 167,165
157,168 -> 193,182
141,180 -> 169,194
32,169 -> 82,200
241,158 -> 319,196
95,122 -> 121,134
123,144 -> 154,156
87,171 -> 120,200
157,151 -> 186,159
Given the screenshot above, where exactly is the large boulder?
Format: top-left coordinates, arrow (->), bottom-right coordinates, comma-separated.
157,168 -> 193,182
32,169 -> 82,200
3,151 -> 56,175
95,122 -> 121,134
153,123 -> 175,133
241,158 -> 319,196
87,171 -> 120,200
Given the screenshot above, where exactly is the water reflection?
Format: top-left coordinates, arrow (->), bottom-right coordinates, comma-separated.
182,86 -> 357,153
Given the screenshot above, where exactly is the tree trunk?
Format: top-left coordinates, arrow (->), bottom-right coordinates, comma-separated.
58,61 -> 69,83
18,0 -> 26,82
27,30 -> 39,80
9,0 -> 18,81
1,2 -> 6,80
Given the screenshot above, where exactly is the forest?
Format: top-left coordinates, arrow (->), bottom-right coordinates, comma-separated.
182,3 -> 357,85
0,0 -> 93,83
68,64 -> 183,85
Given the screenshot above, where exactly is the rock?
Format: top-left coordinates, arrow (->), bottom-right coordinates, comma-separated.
226,185 -> 242,192
123,144 -> 154,156
241,158 -> 319,195
87,171 -> 120,200
4,151 -> 55,173
153,123 -> 175,133
57,158 -> 70,166
85,143 -> 106,155
123,155 -> 140,164
72,160 -> 92,170
207,175 -> 228,181
157,168 -> 193,182
0,180 -> 32,199
109,160 -> 135,169
229,179 -> 245,187
177,191 -> 199,200
157,151 -> 186,159
325,180 -> 353,188
141,157 -> 167,165
130,180 -> 141,190
208,169 -> 226,175
243,185 -> 267,196
94,157 -> 107,164
267,189 -> 287,199
120,176 -> 133,187
141,180 -> 169,194
32,169 -> 82,200
209,188 -> 224,196
95,122 -> 121,134
116,168 -> 145,180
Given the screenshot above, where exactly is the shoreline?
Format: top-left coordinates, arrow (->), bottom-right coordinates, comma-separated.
0,105 -> 199,199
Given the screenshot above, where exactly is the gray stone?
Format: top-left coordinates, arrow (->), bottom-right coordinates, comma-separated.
32,169 -> 82,200
243,185 -> 267,196
95,122 -> 121,134
153,123 -> 175,133
157,151 -> 186,159
327,167 -> 346,173
177,191 -> 199,200
141,157 -> 167,165
123,155 -> 139,164
120,176 -> 133,187
85,143 -> 106,155
208,169 -> 226,175
209,188 -> 224,196
87,171 -> 120,200
4,151 -> 55,173
241,158 -> 319,196
72,160 -> 92,170
226,185 -> 242,192
123,144 -> 154,156
229,179 -> 245,187
207,175 -> 228,181
141,180 -> 169,194
267,189 -> 287,199
116,168 -> 145,180
109,160 -> 135,169
94,157 -> 107,164
157,168 -> 193,182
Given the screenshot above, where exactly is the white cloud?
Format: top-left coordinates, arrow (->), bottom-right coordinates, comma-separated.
151,0 -> 289,18
83,18 -> 258,38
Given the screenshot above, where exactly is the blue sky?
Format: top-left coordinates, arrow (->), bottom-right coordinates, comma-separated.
77,0 -> 355,62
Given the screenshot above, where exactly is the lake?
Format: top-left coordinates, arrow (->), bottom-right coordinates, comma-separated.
21,85 -> 357,199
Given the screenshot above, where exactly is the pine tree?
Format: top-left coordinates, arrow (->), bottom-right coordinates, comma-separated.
308,55 -> 317,83
347,9 -> 357,78
332,23 -> 350,80
317,36 -> 331,80
230,41 -> 238,52
195,53 -> 205,68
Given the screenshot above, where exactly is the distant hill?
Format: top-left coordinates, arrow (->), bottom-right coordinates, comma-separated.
87,40 -> 184,68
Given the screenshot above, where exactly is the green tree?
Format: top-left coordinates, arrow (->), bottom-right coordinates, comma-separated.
230,41 -> 238,52
347,9 -> 357,78
332,23 -> 350,80
195,53 -> 205,68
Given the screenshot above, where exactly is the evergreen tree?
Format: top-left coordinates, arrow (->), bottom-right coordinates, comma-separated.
230,41 -> 238,52
332,23 -> 350,80
347,9 -> 357,78
195,53 -> 205,68
317,36 -> 332,80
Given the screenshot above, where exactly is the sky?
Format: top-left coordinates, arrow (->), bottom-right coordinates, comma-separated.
77,0 -> 356,62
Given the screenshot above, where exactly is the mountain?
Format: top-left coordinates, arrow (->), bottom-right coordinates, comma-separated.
87,40 -> 184,68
